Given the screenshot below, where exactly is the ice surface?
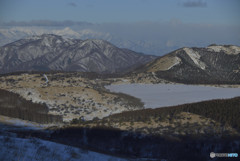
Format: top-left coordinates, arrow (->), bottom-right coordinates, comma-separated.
106,84 -> 240,108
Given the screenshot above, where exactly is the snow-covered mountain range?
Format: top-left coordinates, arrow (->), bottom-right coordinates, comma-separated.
0,27 -> 175,55
0,34 -> 156,74
0,27 -> 111,46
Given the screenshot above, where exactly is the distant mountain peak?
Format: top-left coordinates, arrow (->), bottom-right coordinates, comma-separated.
136,45 -> 240,84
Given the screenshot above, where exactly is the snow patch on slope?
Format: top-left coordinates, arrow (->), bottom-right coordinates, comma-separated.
183,48 -> 206,70
0,133 -> 128,161
207,45 -> 240,55
25,35 -> 42,40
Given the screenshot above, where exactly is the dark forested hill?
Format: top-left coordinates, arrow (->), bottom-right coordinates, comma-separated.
0,89 -> 62,123
135,45 -> 240,84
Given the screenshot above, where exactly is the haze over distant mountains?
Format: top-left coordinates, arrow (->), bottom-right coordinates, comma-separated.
0,27 -> 171,55
0,27 -> 109,46
1,20 -> 239,56
0,34 -> 156,74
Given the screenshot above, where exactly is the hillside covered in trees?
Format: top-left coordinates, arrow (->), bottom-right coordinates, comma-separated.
0,89 -> 62,124
48,97 -> 240,161
101,97 -> 240,130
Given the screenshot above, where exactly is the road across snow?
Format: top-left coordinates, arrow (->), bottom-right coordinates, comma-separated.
106,84 -> 240,108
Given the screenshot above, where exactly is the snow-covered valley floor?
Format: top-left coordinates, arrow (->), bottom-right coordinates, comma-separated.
106,84 -> 240,108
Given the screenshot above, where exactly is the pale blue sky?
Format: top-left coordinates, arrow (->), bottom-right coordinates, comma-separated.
0,0 -> 239,25
0,0 -> 239,55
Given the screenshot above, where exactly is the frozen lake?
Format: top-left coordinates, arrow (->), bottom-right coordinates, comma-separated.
106,84 -> 240,108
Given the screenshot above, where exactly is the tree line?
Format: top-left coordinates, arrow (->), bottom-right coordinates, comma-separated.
0,89 -> 62,124
93,97 -> 240,130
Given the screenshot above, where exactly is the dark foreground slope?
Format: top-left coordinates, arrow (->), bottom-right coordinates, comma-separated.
49,97 -> 240,161
0,87 -> 239,160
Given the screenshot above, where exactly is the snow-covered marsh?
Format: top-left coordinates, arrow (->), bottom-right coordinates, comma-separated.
106,84 -> 240,108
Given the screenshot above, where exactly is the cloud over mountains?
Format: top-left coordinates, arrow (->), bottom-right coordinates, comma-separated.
182,0 -> 207,8
67,2 -> 77,7
0,20 -> 92,27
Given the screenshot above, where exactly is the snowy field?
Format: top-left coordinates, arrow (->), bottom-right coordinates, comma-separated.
106,84 -> 240,108
0,135 -> 129,161
0,119 -> 160,161
0,122 -> 129,161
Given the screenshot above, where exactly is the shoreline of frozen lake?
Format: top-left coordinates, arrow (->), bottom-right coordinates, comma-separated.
105,84 -> 240,108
